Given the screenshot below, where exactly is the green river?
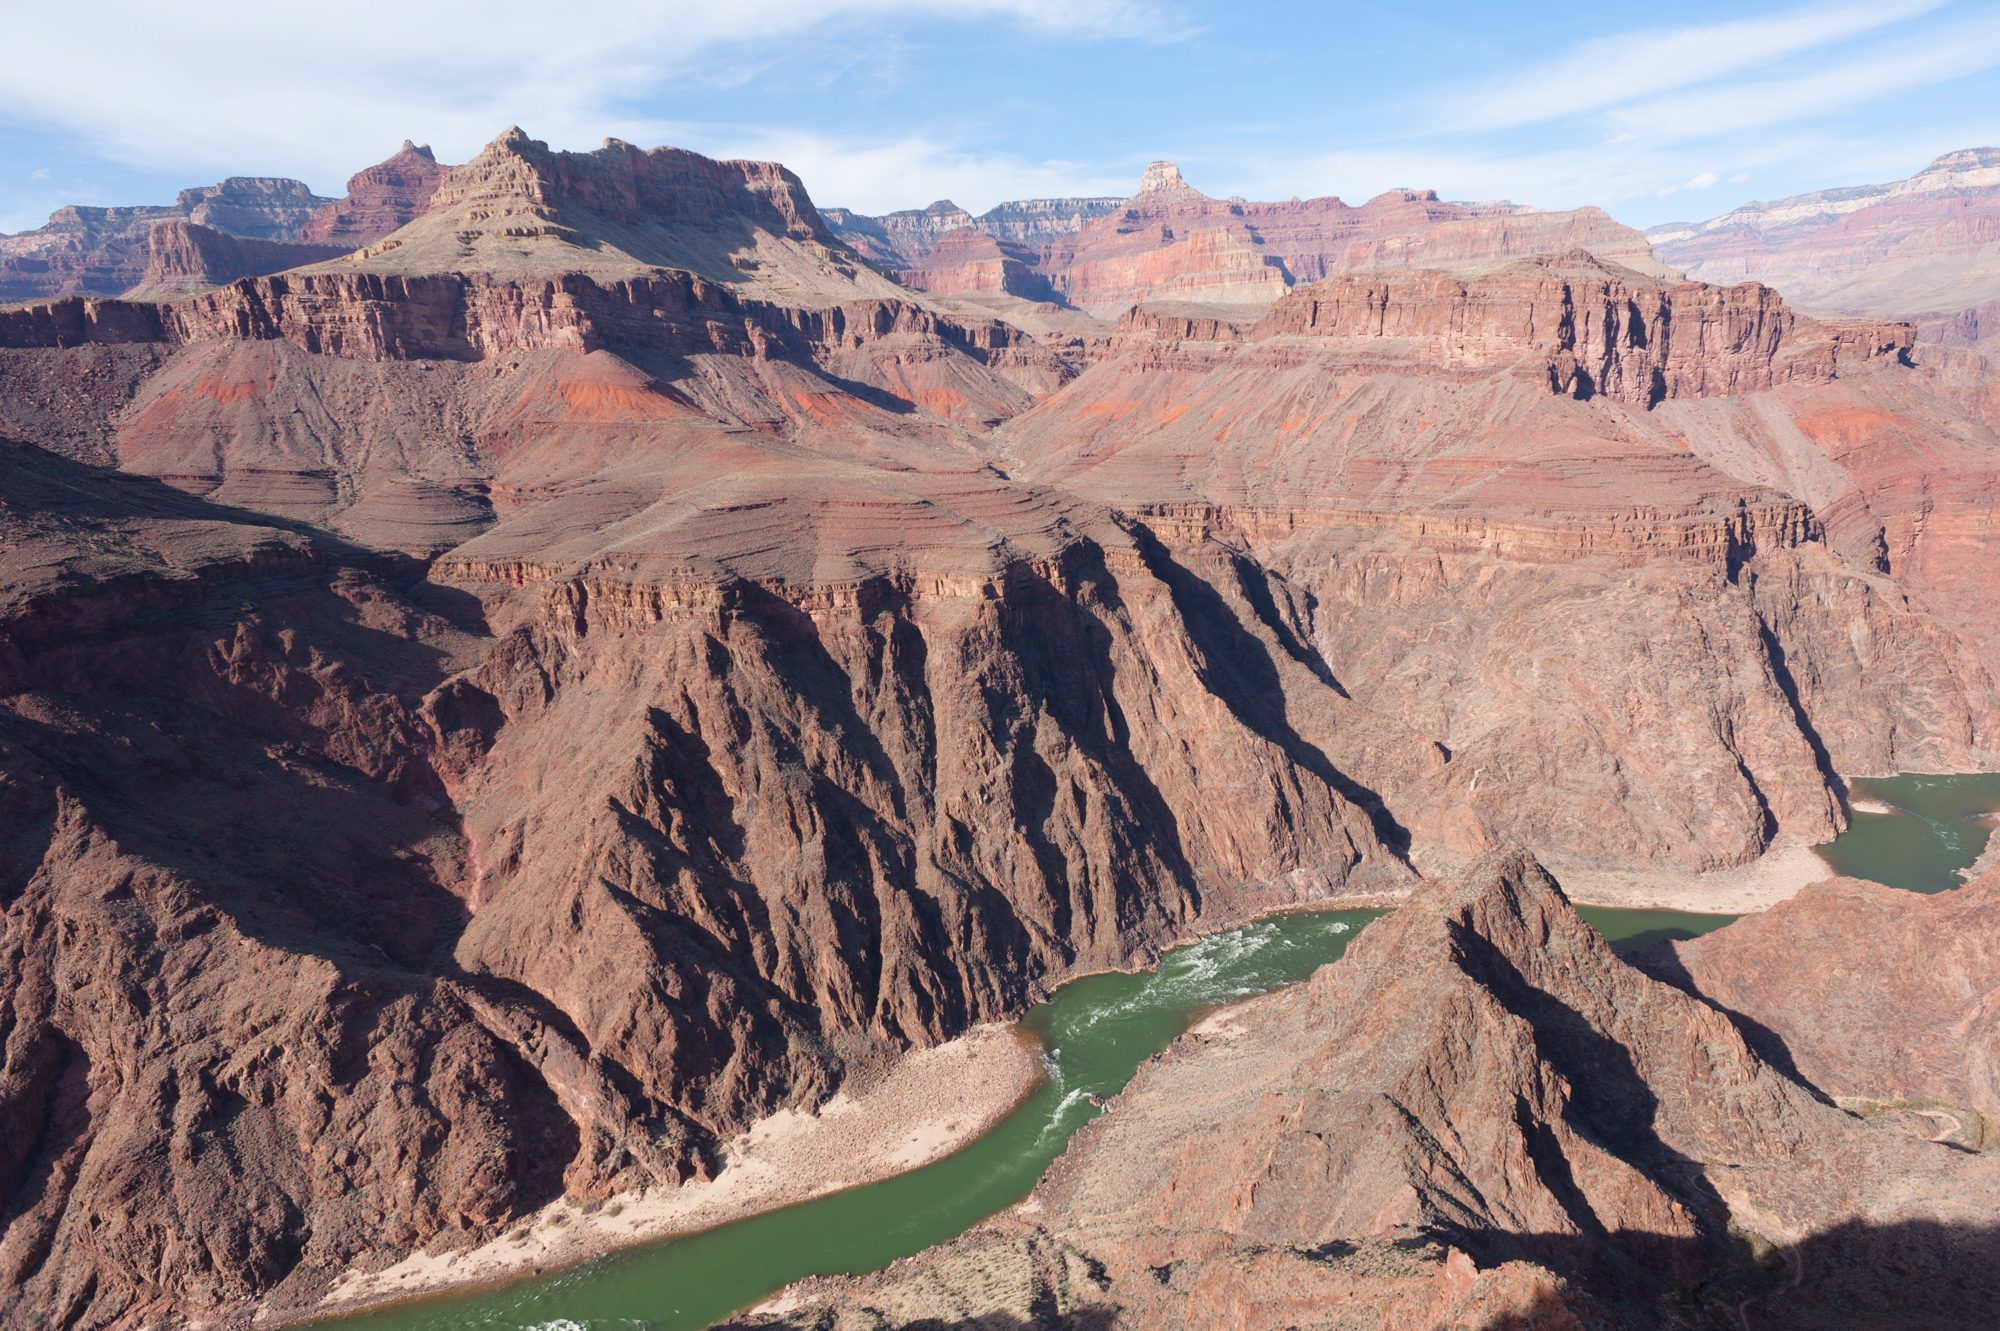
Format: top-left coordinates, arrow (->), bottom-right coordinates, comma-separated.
323,773 -> 2000,1331
1813,772 -> 2000,891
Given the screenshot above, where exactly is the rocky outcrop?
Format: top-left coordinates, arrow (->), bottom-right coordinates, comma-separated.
127,222 -> 347,298
1251,254 -> 1912,405
822,199 -> 978,267
826,195 -> 1125,269
0,147 -> 456,304
300,141 -> 447,247
748,853 -> 2000,1329
1003,256 -> 1994,874
1661,866 -> 2000,1129
326,129 -> 902,307
0,394 -> 1423,1326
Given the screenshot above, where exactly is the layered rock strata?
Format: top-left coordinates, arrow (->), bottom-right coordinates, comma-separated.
1650,148 -> 2000,355
1004,254 -> 1999,873
0,145 -> 452,304
829,160 -> 1671,313
1661,866 -> 2000,1130
300,141 -> 447,247
3,129 -> 2000,1330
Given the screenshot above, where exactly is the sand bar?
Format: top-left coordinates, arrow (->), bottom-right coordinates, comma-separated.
303,1022 -> 1042,1325
1553,840 -> 1835,914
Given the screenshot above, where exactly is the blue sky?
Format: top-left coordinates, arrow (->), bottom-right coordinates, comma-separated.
2,0 -> 1997,234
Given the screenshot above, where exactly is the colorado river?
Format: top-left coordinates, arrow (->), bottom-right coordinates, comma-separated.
319,909 -> 1383,1331
1814,772 -> 2000,891
319,773 -> 2000,1331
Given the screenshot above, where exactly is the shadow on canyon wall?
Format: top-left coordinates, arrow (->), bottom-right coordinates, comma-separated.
718,1220 -> 2000,1330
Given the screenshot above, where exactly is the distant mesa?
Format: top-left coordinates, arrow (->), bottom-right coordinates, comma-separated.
824,152 -> 1668,312
1649,145 -> 2000,354
0,141 -> 447,302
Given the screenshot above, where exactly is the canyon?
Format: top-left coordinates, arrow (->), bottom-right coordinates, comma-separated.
1,127 -> 1998,1330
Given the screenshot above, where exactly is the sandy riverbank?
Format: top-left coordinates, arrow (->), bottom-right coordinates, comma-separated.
1552,840 -> 1835,914
304,1022 -> 1042,1325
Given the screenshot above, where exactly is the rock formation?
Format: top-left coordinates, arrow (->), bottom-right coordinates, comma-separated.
828,161 -> 1671,313
1650,148 -> 2000,356
3,129 -> 2000,1329
0,178 -> 332,302
1001,252 -> 2000,874
744,852 -> 2000,1329
1660,865 -> 2000,1133
0,145 -> 452,304
125,222 -> 349,299
300,141 -> 447,247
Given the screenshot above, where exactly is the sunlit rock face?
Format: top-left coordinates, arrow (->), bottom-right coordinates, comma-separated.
1650,147 -> 2000,356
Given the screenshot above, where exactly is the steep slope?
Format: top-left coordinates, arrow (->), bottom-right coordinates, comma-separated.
1660,866 -> 2000,1132
1650,149 -> 2000,355
0,433 -> 1422,1330
1000,254 -> 2000,878
123,222 -> 349,299
748,852 -> 2000,1330
300,141 -> 448,247
0,132 -> 1441,1329
830,161 -> 1670,314
0,178 -> 331,302
321,127 -> 906,306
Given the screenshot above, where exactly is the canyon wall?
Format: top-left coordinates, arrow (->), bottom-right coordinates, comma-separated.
0,147 -> 451,304
829,160 -> 1671,312
3,131 -> 2000,1328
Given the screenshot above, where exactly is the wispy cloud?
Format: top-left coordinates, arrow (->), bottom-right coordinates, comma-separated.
0,0 -> 1189,191
1611,9 -> 2000,140
1442,0 -> 1946,131
1659,170 -> 1722,197
0,0 -> 1991,233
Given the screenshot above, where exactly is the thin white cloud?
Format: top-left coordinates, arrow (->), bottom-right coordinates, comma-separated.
1444,0 -> 1946,131
717,130 -> 1141,214
1611,11 -> 2000,141
0,0 -> 1189,192
1659,170 -> 1722,197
